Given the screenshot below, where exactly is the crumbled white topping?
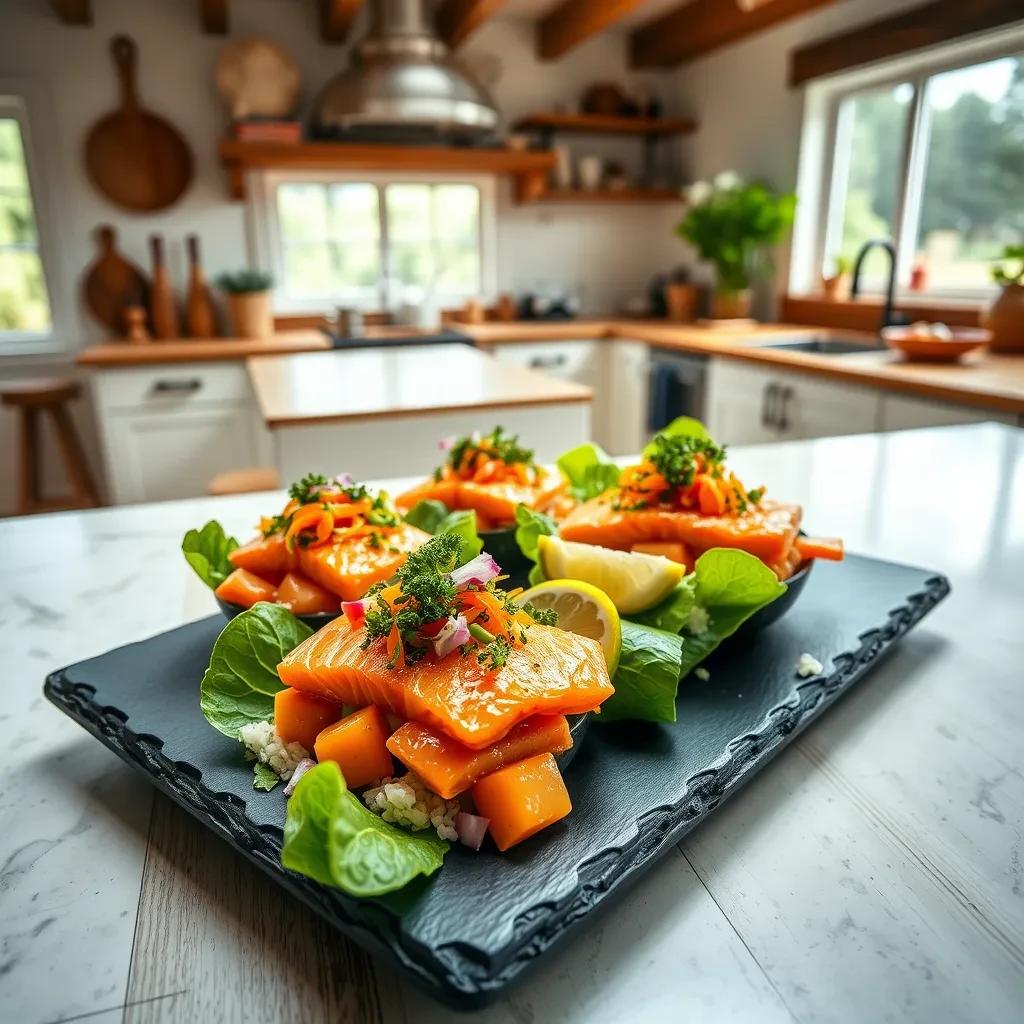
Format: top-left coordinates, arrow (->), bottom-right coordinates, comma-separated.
363,772 -> 460,842
686,605 -> 710,636
694,667 -> 711,682
797,652 -> 824,678
239,720 -> 308,780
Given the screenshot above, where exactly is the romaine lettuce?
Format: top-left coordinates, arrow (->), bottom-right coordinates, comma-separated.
182,520 -> 238,589
557,442 -> 621,501
403,500 -> 483,565
642,416 -> 711,458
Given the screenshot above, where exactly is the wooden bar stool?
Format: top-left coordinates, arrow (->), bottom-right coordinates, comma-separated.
207,466 -> 280,496
1,378 -> 101,515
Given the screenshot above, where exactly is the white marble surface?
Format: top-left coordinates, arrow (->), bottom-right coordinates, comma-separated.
1,425 -> 1022,1023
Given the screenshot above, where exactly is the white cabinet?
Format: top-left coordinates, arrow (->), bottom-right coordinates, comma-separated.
879,393 -> 1018,431
605,340 -> 649,455
706,359 -> 881,445
91,363 -> 270,505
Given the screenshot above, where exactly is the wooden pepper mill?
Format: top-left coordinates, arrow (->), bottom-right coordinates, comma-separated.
148,234 -> 180,339
185,234 -> 218,338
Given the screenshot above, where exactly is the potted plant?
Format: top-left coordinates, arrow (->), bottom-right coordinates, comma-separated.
822,255 -> 851,301
987,245 -> 1024,354
216,269 -> 274,338
677,172 -> 796,320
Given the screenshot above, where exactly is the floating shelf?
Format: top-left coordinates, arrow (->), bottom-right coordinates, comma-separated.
513,112 -> 697,137
218,140 -> 557,201
528,187 -> 684,204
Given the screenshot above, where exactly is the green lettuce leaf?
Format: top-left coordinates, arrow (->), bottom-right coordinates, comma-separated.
199,603 -> 313,738
182,520 -> 238,589
253,763 -> 279,792
403,500 -> 482,565
628,577 -> 698,634
557,442 -> 621,501
514,503 -> 557,563
601,621 -> 685,724
282,761 -> 448,897
643,416 -> 711,458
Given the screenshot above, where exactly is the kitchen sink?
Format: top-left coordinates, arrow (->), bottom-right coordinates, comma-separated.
753,335 -> 886,355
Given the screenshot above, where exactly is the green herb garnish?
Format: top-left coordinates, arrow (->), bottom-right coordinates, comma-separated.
448,426 -> 534,473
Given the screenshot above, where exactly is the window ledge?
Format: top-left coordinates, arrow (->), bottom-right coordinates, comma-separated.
781,294 -> 986,332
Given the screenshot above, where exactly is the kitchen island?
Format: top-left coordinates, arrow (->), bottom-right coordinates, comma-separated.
3,424 -> 1021,1023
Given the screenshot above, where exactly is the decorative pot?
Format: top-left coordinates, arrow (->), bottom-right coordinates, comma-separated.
986,283 -> 1024,354
227,290 -> 273,338
821,273 -> 848,301
711,289 -> 752,320
665,282 -> 698,323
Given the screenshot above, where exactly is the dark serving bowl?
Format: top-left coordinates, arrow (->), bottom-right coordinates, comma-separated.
555,713 -> 591,772
736,557 -> 813,636
479,525 -> 532,580
214,595 -> 340,632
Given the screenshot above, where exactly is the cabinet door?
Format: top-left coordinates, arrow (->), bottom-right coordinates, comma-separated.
777,372 -> 880,440
879,394 -> 1017,431
705,360 -> 782,445
104,403 -> 265,504
605,341 -> 649,455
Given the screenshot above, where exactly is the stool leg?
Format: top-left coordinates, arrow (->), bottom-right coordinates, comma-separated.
18,406 -> 41,515
49,405 -> 100,508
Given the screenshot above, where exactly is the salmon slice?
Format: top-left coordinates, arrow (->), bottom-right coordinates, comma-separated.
456,478 -> 567,526
386,714 -> 573,798
559,496 -> 803,564
278,619 -> 613,749
229,533 -> 294,578
395,478 -> 459,512
297,522 -> 430,602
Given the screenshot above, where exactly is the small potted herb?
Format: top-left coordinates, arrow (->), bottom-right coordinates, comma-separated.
821,255 -> 851,301
677,172 -> 796,320
216,269 -> 275,338
988,245 -> 1024,354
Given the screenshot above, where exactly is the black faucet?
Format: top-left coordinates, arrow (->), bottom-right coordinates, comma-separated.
849,239 -> 908,331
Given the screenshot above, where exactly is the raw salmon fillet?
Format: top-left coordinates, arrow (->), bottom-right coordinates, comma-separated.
396,475 -> 570,527
559,496 -> 803,564
278,619 -> 613,749
297,522 -> 430,601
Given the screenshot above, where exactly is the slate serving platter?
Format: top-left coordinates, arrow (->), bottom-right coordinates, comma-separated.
45,555 -> 949,1008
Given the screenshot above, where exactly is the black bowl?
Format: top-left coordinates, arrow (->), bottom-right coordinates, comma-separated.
479,526 -> 532,582
214,595 -> 340,632
555,713 -> 591,772
736,558 -> 813,636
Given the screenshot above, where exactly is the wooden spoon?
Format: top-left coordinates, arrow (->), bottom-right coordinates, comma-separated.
84,35 -> 193,212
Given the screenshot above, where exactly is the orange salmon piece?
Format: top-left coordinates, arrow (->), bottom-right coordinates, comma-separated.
229,532 -> 294,578
278,620 -> 613,750
395,478 -> 459,512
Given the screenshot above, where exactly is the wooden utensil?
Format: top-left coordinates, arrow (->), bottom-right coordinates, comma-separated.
82,225 -> 149,337
148,235 -> 180,340
84,35 -> 193,212
184,235 -> 218,338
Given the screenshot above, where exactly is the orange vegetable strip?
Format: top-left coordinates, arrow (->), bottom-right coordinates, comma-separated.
794,536 -> 845,562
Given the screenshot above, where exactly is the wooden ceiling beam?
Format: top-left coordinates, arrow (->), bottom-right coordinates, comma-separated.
539,0 -> 648,61
199,0 -> 229,35
436,0 -> 507,50
50,0 -> 91,24
631,0 -> 841,69
791,0 -> 1024,86
319,0 -> 363,44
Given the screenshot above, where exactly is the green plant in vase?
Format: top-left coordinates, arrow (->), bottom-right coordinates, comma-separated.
215,269 -> 275,339
987,244 -> 1024,354
677,172 -> 796,320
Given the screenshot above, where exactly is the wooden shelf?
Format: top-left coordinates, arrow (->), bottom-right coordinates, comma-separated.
513,112 -> 697,137
527,187 -> 684,204
218,140 -> 557,201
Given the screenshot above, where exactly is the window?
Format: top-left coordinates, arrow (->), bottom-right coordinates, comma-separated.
256,172 -> 494,312
794,31 -> 1024,300
0,97 -> 52,341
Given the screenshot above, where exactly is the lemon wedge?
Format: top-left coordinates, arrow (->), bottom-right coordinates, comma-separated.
537,535 -> 685,615
519,579 -> 621,676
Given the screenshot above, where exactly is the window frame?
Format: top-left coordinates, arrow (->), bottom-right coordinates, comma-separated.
0,84 -> 67,356
248,169 -> 498,314
791,25 -> 1024,304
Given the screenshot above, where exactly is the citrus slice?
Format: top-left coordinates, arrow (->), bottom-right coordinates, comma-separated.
537,535 -> 685,615
518,579 -> 621,676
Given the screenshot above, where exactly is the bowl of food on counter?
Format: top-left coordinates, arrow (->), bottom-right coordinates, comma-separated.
882,322 -> 991,362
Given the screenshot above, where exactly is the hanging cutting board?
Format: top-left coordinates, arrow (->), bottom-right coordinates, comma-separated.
84,35 -> 193,212
82,224 -> 149,336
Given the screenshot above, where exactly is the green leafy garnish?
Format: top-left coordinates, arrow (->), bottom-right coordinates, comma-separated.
403,500 -> 483,566
557,442 -> 622,501
641,416 -> 711,456
289,472 -> 329,505
253,763 -> 280,792
282,761 -> 448,897
447,425 -> 534,473
601,621 -> 685,724
199,603 -> 312,738
182,520 -> 238,590
514,504 -> 557,586
646,432 -> 727,489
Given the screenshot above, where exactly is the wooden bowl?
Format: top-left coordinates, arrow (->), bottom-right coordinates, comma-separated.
882,326 -> 990,362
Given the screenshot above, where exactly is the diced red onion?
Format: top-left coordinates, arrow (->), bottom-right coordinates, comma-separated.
432,615 -> 470,658
455,811 -> 490,851
438,436 -> 455,451
342,599 -> 369,627
449,552 -> 501,589
284,758 -> 316,797
333,472 -> 354,488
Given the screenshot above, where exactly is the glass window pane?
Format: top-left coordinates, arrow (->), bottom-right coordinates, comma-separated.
329,183 -> 379,240
0,192 -> 37,244
0,249 -> 51,333
386,184 -> 432,240
828,83 -> 912,288
435,184 -> 479,245
281,242 -> 334,297
277,184 -> 329,243
914,55 -> 1024,291
0,118 -> 29,190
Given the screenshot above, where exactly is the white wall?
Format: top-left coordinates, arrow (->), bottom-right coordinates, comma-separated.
0,0 -> 683,514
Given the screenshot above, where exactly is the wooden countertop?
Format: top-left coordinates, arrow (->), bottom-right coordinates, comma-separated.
247,342 -> 592,427
76,330 -> 330,366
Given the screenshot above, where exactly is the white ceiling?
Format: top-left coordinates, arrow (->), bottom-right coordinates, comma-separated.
496,0 -> 690,33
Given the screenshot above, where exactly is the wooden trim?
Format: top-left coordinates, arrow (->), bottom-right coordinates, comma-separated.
513,112 -> 697,137
631,0 -> 840,69
538,0 -> 648,61
198,0 -> 228,34
790,0 -> 1024,86
780,294 -> 984,331
50,0 -> 91,24
435,0 -> 507,49
319,0 -> 363,43
524,187 -> 685,205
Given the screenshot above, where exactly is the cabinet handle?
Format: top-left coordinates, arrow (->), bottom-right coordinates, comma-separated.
761,383 -> 777,428
529,354 -> 568,369
150,378 -> 202,395
778,386 -> 794,431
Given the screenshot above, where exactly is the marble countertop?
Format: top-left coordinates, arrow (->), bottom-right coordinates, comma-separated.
2,424 -> 1022,1024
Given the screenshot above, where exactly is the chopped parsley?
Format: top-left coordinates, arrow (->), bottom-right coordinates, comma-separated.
288,472 -> 329,505
647,433 -> 727,490
447,426 -> 535,474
